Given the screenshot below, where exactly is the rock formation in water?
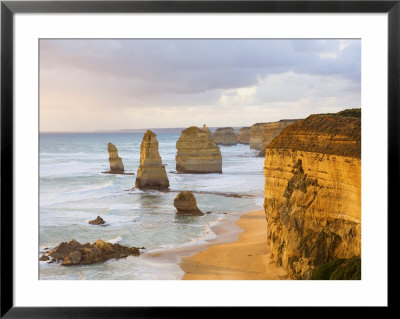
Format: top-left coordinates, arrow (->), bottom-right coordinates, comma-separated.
107,143 -> 125,173
237,127 -> 251,144
135,130 -> 169,189
263,108 -> 361,279
212,127 -> 237,146
202,124 -> 212,137
259,120 -> 298,156
176,126 -> 222,174
39,239 -> 140,266
88,216 -> 105,225
174,191 -> 204,215
250,123 -> 268,151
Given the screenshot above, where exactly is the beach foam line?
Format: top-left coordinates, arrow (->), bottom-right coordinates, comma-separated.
145,215 -> 227,254
106,235 -> 123,244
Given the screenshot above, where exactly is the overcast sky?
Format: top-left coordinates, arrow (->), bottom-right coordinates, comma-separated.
40,39 -> 361,132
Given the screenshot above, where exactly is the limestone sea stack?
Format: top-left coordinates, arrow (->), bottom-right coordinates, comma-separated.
135,130 -> 169,189
174,191 -> 203,215
249,123 -> 268,151
237,127 -> 251,144
212,127 -> 237,146
176,126 -> 222,174
107,143 -> 124,173
263,108 -> 361,279
258,119 -> 298,156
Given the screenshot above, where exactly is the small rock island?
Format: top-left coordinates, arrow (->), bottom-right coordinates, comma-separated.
39,239 -> 140,266
174,191 -> 204,215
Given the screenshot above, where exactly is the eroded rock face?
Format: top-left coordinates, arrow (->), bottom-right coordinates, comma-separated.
212,127 -> 237,146
39,239 -> 140,266
202,124 -> 212,136
237,127 -> 251,144
174,191 -> 203,215
176,126 -> 222,174
250,123 -> 268,150
263,109 -> 361,279
259,120 -> 298,156
88,216 -> 105,225
135,130 -> 169,189
107,143 -> 125,173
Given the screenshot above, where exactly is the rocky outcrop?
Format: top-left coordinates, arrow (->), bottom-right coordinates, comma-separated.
202,124 -> 212,136
39,239 -> 140,266
250,123 -> 268,150
176,126 -> 222,174
259,120 -> 298,156
135,130 -> 169,189
174,191 -> 203,215
212,127 -> 237,146
88,216 -> 105,225
237,127 -> 251,144
107,143 -> 125,173
263,109 -> 361,279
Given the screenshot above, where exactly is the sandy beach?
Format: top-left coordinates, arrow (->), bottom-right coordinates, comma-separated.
180,209 -> 288,280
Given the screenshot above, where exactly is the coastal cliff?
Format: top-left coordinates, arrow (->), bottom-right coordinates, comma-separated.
259,120 -> 298,156
176,126 -> 222,173
250,123 -> 268,151
135,130 -> 169,189
237,127 -> 251,144
213,127 -> 237,146
263,109 -> 361,279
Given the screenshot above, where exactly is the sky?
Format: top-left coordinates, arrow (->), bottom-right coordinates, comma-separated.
40,39 -> 361,132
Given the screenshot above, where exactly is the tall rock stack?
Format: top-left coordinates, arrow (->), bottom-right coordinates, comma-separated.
212,127 -> 237,146
263,109 -> 361,279
107,143 -> 125,173
135,130 -> 169,189
176,126 -> 222,174
237,127 -> 251,144
249,123 -> 268,151
258,120 -> 298,156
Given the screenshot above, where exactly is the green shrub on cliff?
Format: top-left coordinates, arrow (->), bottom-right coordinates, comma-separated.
311,256 -> 361,280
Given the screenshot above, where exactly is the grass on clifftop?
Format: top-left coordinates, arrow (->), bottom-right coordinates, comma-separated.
311,256 -> 361,280
330,108 -> 361,119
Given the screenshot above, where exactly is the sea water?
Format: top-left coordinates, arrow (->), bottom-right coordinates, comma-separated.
39,132 -> 265,279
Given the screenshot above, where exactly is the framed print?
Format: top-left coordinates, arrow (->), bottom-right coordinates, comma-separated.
1,0 -> 396,316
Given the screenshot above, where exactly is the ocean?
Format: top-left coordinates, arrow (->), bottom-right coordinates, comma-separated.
39,132 -> 265,280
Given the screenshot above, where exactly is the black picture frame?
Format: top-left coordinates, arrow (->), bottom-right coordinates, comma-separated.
1,0 -> 396,317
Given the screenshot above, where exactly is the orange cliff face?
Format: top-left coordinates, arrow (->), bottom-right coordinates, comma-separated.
263,109 -> 361,279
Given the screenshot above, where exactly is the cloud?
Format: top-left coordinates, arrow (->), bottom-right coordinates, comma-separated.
39,39 -> 361,131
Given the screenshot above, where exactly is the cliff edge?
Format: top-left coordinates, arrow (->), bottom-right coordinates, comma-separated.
263,108 -> 361,279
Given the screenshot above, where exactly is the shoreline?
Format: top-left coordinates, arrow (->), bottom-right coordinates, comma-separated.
179,209 -> 288,280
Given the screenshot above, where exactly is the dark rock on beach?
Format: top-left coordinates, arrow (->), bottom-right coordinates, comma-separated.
39,255 -> 50,261
39,239 -> 140,266
89,216 -> 105,225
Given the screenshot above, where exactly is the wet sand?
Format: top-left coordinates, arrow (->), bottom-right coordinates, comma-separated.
180,209 -> 287,280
